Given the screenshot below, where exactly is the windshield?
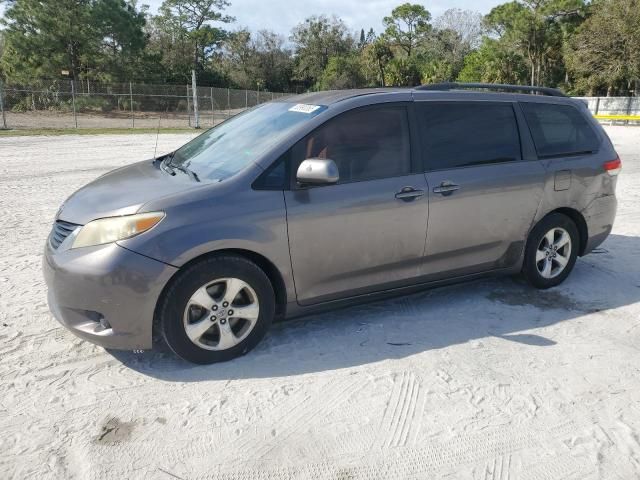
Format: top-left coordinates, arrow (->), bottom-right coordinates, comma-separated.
170,101 -> 327,181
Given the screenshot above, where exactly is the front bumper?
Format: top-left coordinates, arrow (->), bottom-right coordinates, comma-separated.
43,241 -> 178,350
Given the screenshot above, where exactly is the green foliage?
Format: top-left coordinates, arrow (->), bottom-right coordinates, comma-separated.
385,57 -> 422,86
565,0 -> 640,95
74,96 -> 116,112
382,3 -> 432,57
484,0 -> 587,86
318,54 -> 365,90
0,0 -> 152,82
290,15 -> 354,88
221,29 -> 293,91
0,0 -> 638,96
457,38 -> 528,84
148,0 -> 232,83
361,40 -> 394,86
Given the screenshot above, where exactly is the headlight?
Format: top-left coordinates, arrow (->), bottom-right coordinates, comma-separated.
72,212 -> 165,249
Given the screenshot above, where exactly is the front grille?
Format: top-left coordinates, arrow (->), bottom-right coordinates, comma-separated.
49,220 -> 79,249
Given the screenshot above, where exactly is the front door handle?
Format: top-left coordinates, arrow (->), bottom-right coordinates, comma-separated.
395,187 -> 425,201
433,182 -> 460,196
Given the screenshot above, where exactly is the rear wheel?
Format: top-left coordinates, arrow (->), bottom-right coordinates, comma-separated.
158,255 -> 275,364
522,213 -> 579,289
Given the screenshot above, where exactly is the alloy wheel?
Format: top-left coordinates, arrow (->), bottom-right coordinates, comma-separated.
183,278 -> 260,350
536,227 -> 572,279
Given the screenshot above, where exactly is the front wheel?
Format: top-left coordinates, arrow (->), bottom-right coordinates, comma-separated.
522,213 -> 579,289
158,255 -> 275,364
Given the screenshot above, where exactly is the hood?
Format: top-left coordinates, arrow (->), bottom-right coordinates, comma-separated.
58,160 -> 196,225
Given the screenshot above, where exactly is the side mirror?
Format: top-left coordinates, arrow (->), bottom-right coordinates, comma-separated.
296,158 -> 339,185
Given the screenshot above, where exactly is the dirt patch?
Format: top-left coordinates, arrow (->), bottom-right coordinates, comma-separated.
94,417 -> 135,445
487,288 -> 586,311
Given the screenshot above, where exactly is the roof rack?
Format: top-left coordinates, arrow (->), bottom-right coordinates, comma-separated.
414,82 -> 567,97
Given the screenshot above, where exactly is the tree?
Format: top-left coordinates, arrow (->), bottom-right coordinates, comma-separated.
485,0 -> 587,86
221,29 -> 255,87
318,54 -> 365,90
290,15 -> 354,88
434,9 -> 484,49
565,0 -> 640,95
155,0 -> 233,77
457,37 -> 528,84
420,28 -> 467,82
222,29 -> 293,91
92,0 -> 148,80
252,30 -> 293,92
385,57 -> 422,86
1,0 -> 97,81
0,0 -> 149,82
361,38 -> 393,86
382,3 -> 431,57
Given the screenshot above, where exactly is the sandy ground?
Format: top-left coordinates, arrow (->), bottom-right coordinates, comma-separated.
1,127 -> 639,479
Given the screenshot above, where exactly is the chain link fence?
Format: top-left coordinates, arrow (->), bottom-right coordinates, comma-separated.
0,79 -> 291,130
1,80 -> 639,131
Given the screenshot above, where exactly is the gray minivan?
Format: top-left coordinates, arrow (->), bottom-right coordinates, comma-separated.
43,83 -> 620,364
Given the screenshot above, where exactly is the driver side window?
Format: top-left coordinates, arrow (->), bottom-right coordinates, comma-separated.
292,105 -> 411,185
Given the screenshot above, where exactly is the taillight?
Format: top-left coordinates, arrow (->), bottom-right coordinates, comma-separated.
604,156 -> 621,176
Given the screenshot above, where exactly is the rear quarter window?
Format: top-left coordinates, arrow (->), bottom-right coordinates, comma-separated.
521,102 -> 599,158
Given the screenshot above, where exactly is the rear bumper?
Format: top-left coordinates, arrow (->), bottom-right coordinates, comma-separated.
43,242 -> 178,350
583,194 -> 617,254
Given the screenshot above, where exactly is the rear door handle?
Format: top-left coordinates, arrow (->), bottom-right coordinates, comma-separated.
395,187 -> 425,201
433,182 -> 460,196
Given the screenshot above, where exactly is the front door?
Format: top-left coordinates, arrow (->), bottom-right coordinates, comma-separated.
284,104 -> 429,305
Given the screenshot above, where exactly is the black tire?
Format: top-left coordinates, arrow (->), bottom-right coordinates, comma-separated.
522,213 -> 579,289
157,255 -> 275,364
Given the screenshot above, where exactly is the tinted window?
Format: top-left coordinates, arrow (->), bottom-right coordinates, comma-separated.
292,106 -> 411,184
521,102 -> 599,158
419,102 -> 521,170
254,154 -> 288,190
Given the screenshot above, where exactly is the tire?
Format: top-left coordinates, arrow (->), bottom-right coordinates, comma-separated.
158,255 -> 275,364
522,213 -> 579,289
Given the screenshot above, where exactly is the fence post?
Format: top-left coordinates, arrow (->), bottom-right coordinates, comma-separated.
210,87 -> 214,127
186,85 -> 191,127
129,82 -> 135,128
257,88 -> 260,105
0,80 -> 7,129
191,70 -> 199,129
245,90 -> 248,110
594,97 -> 600,115
70,79 -> 78,129
271,92 -> 274,101
227,88 -> 230,118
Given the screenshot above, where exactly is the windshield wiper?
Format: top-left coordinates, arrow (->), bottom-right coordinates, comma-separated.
159,152 -> 200,182
160,155 -> 176,175
174,164 -> 200,182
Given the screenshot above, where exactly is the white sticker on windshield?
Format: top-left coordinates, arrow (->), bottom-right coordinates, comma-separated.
289,104 -> 321,114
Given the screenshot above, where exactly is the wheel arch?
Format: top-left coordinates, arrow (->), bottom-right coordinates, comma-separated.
152,248 -> 288,346
544,207 -> 588,256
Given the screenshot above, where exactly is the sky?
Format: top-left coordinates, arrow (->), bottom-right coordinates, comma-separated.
0,1 -> 504,35
142,0 -> 505,37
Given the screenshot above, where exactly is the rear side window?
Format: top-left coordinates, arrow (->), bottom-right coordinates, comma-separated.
521,103 -> 599,158
291,105 -> 411,184
418,102 -> 521,170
